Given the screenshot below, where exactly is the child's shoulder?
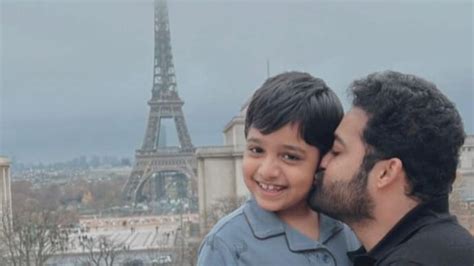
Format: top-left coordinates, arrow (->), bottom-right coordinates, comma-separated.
206,203 -> 249,239
198,202 -> 256,264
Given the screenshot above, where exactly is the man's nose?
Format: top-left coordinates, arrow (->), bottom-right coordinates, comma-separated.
320,153 -> 333,169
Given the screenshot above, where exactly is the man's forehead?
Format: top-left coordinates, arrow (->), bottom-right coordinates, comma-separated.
335,107 -> 368,143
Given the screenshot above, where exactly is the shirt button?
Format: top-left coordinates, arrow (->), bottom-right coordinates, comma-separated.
320,250 -> 336,266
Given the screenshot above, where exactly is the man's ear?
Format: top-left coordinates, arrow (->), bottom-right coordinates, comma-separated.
375,158 -> 403,189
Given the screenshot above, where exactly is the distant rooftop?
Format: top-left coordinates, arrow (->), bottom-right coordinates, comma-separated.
465,135 -> 474,146
0,156 -> 11,166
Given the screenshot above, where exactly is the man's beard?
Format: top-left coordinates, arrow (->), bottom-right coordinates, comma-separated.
308,166 -> 375,224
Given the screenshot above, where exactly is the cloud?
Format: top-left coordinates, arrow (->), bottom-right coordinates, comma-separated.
1,1 -> 472,163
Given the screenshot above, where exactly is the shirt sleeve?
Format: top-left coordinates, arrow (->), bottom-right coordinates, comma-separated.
197,234 -> 238,266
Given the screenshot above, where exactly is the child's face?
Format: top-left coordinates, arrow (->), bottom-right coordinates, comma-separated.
243,123 -> 320,213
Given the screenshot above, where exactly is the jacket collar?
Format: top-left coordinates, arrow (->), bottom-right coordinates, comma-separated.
243,198 -> 344,252
369,196 -> 450,260
349,196 -> 451,264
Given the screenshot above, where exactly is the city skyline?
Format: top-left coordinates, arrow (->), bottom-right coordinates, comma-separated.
1,0 -> 473,164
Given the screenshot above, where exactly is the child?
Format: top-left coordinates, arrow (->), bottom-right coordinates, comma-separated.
197,72 -> 360,266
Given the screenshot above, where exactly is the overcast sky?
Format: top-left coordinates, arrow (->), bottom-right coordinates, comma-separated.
1,0 -> 473,164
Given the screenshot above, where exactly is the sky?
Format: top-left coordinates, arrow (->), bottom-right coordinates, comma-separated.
1,0 -> 473,164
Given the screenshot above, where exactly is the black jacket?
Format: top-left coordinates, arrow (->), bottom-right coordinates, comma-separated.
348,196 -> 474,266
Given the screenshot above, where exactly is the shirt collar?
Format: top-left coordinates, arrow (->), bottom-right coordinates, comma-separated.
243,198 -> 285,238
243,198 -> 344,252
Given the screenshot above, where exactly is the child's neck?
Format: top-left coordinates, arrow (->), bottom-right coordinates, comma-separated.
277,203 -> 320,241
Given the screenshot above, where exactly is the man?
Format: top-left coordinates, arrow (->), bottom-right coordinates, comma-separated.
309,70 -> 474,265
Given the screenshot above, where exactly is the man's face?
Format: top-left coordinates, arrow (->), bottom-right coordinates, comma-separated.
308,108 -> 375,224
243,123 -> 320,213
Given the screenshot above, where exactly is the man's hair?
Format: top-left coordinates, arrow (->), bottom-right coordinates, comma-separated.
350,70 -> 465,201
244,71 -> 343,155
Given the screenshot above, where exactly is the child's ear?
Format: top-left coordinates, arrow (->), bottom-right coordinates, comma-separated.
375,158 -> 403,189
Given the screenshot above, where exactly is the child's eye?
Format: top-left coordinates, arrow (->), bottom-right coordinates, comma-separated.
282,153 -> 301,161
330,149 -> 340,156
248,146 -> 263,154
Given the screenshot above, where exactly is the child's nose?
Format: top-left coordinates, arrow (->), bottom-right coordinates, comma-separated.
257,157 -> 281,180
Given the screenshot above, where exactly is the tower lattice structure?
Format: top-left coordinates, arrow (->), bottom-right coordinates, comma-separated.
123,0 -> 196,205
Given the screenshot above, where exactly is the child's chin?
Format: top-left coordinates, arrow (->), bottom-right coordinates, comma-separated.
255,198 -> 282,212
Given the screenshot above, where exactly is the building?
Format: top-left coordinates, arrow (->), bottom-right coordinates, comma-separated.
451,135 -> 474,234
0,156 -> 12,223
196,105 -> 249,232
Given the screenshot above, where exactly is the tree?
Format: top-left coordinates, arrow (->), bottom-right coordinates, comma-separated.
179,238 -> 201,266
80,235 -> 122,266
0,202 -> 68,266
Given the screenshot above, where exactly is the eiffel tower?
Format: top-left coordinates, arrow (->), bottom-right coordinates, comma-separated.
123,0 -> 196,206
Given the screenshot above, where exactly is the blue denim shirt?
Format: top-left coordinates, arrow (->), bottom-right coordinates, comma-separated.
197,199 -> 360,266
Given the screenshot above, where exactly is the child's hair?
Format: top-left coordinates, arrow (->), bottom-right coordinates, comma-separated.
245,71 -> 343,154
